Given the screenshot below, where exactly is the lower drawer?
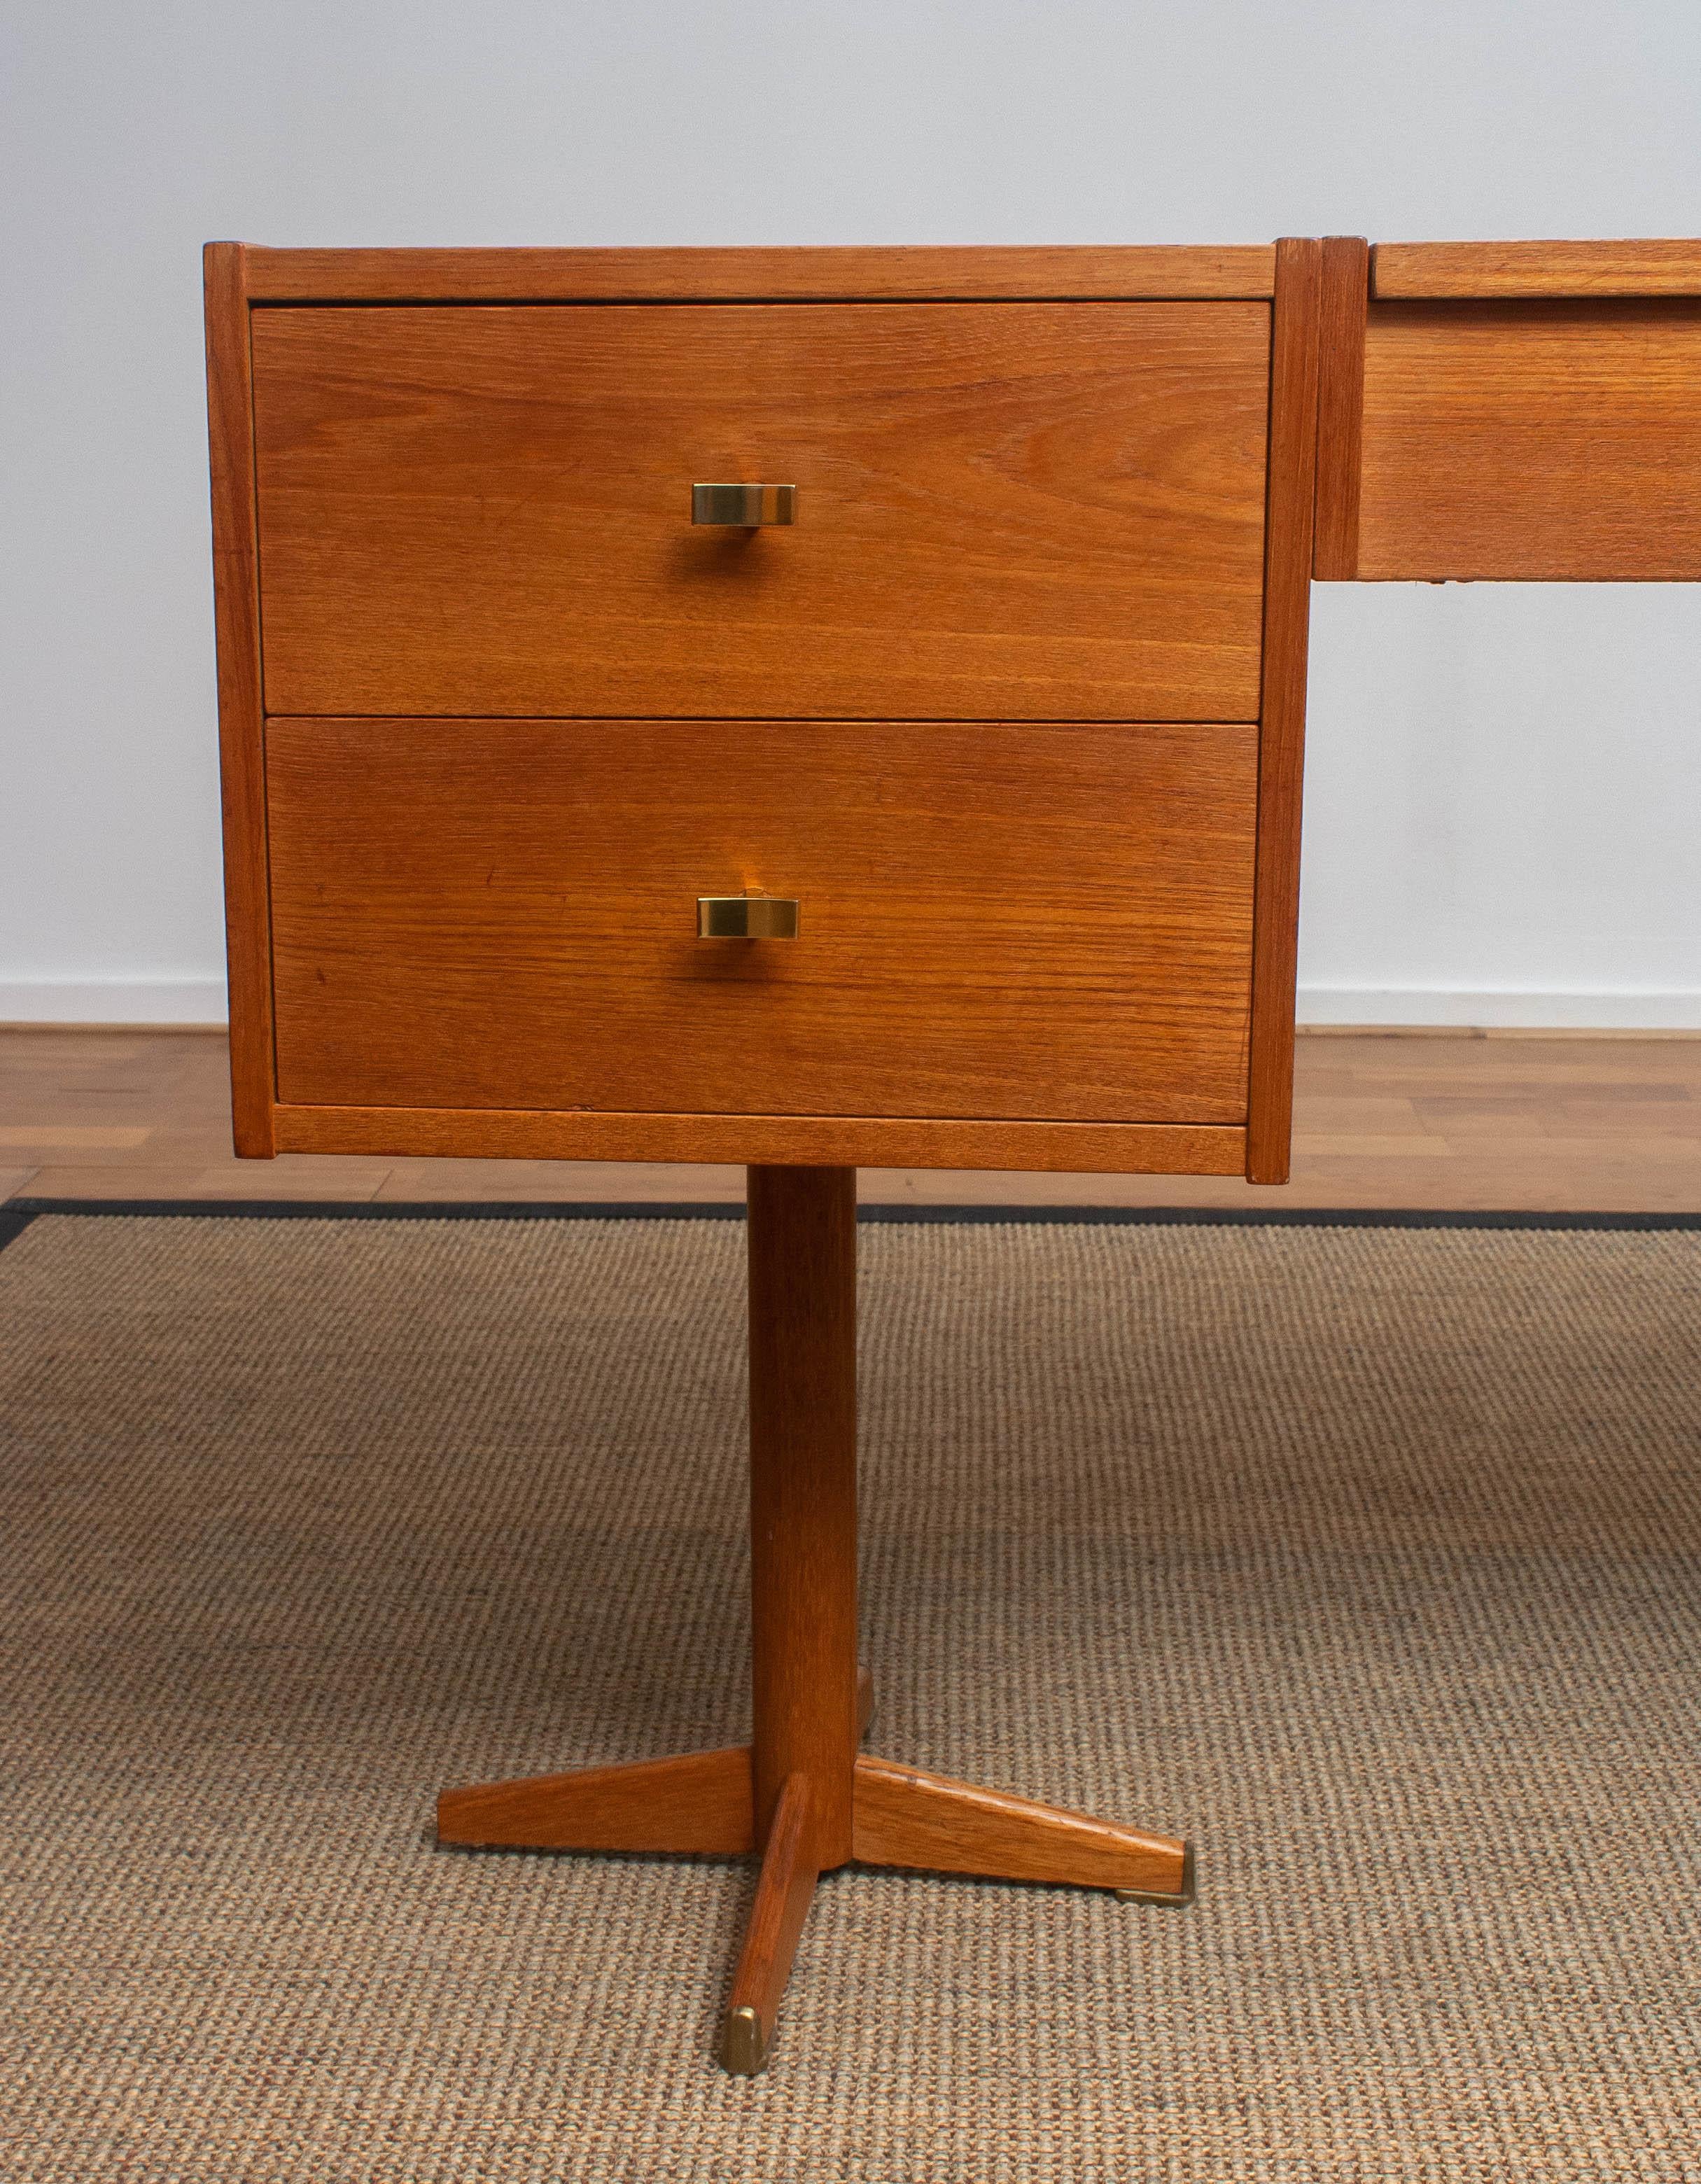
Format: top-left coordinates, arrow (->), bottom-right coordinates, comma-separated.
265,718 -> 1256,1125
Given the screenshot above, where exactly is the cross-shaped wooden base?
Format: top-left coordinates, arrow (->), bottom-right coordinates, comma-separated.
437,1166 -> 1193,2074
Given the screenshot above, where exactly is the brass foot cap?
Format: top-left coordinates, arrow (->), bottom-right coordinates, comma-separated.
1116,1839 -> 1196,1907
720,2005 -> 769,2076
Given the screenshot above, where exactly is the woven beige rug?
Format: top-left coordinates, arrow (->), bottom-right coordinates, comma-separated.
1,1209 -> 1698,2182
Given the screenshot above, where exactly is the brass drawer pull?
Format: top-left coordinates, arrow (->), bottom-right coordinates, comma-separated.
698,893 -> 800,939
692,483 -> 797,526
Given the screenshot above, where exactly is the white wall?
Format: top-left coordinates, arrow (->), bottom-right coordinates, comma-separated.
3,0 -> 1698,1028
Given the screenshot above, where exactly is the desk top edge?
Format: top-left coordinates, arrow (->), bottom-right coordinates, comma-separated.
216,241 -> 1701,307
1372,239 -> 1701,300
223,244 -> 1282,302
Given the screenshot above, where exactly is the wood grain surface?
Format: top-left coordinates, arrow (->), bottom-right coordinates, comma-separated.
435,1743 -> 754,1854
202,244 -> 274,1156
747,1167 -> 858,1864
270,1104 -> 1247,1176
1373,239 -> 1701,300
1357,300 -> 1701,579
250,302 -> 1271,721
1245,239 -> 1322,1183
265,718 -> 1258,1128
720,1772 -> 820,2075
851,1754 -> 1189,1896
1312,236 -> 1368,579
241,243 -> 1278,302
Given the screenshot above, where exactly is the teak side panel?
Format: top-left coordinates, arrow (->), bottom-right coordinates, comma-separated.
250,302 -> 1271,722
1373,239 -> 1701,300
202,244 -> 274,1155
1357,300 -> 1701,580
265,718 -> 1257,1128
1245,238 -> 1322,1184
272,1105 -> 1247,1176
240,244 -> 1278,302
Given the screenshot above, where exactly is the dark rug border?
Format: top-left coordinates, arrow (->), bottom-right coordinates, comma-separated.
2,1196 -> 1698,1261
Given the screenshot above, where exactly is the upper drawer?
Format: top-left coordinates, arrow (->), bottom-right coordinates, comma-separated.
1357,299 -> 1701,580
250,302 -> 1270,720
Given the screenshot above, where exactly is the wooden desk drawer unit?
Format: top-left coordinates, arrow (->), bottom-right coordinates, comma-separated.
209,242 -> 1318,1184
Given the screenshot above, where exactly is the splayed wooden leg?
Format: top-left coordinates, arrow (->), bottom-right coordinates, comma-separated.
720,1772 -> 821,2076
851,1753 -> 1194,1903
438,1744 -> 753,1855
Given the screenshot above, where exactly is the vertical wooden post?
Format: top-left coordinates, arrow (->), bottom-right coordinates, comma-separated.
746,1164 -> 859,1870
1312,235 -> 1369,581
1245,234 -> 1324,1185
203,242 -> 276,1158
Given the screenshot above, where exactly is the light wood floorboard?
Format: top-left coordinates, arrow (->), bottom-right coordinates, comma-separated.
1,1028 -> 1698,1211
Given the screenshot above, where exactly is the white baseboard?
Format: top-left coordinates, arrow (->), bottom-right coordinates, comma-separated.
2,979 -> 1698,1034
1297,987 -> 1701,1030
0,979 -> 227,1026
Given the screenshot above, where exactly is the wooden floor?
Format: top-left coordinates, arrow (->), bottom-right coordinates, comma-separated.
1,1027 -> 1698,1210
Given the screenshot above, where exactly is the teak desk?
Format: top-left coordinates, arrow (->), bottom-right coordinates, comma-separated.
204,239 -> 1701,2074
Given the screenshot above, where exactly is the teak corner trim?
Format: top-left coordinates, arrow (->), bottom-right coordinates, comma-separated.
202,242 -> 274,1156
1245,237 -> 1322,1186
